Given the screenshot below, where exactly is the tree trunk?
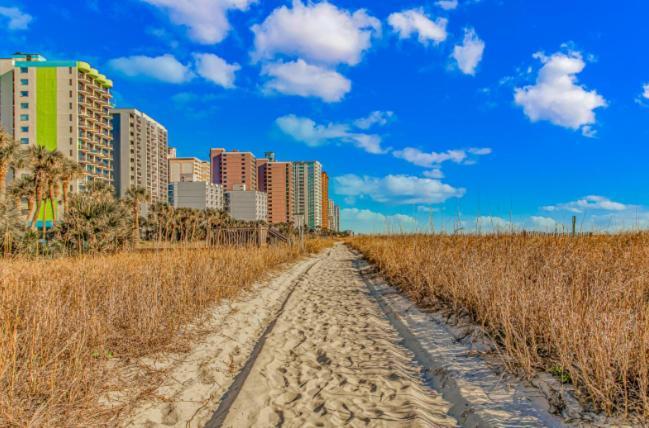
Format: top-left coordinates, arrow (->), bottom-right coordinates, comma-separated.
0,163 -> 7,200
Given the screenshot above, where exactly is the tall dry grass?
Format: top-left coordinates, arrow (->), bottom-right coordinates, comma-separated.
0,240 -> 330,426
349,234 -> 649,417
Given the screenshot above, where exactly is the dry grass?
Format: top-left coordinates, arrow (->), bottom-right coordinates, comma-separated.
0,239 -> 331,427
349,233 -> 649,417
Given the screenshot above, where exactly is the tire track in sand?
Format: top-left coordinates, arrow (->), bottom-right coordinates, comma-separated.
217,244 -> 458,427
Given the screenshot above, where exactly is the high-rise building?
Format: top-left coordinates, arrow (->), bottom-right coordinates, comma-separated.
293,161 -> 322,229
257,152 -> 294,225
328,200 -> 340,232
210,148 -> 257,191
168,154 -> 210,183
111,108 -> 168,202
321,171 -> 329,229
0,53 -> 114,190
225,184 -> 268,222
168,181 -> 224,210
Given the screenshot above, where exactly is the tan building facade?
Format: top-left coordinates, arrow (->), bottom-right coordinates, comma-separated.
0,53 -> 114,190
210,148 -> 257,191
111,108 -> 168,202
257,154 -> 294,224
168,155 -> 210,183
293,161 -> 322,229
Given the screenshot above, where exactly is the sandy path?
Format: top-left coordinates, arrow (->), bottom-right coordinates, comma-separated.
216,244 -> 458,427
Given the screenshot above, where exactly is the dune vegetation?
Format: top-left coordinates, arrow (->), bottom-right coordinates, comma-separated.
349,233 -> 649,417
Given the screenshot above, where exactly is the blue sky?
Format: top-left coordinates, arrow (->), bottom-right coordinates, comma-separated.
2,0 -> 649,233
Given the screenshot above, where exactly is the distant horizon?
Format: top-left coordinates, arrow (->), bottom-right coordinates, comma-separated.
3,0 -> 648,233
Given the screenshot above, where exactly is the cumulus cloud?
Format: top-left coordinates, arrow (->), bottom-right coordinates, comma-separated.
530,216 -> 562,231
393,146 -> 491,168
276,113 -> 389,154
423,168 -> 444,179
252,0 -> 380,66
643,83 -> 649,100
388,9 -> 447,45
261,60 -> 351,102
341,208 -> 416,234
436,0 -> 458,10
334,174 -> 465,205
108,54 -> 194,83
142,0 -> 256,44
452,28 -> 485,75
476,216 -> 516,232
542,195 -> 628,213
0,6 -> 32,30
193,53 -> 240,88
353,111 -> 395,129
514,50 -> 607,135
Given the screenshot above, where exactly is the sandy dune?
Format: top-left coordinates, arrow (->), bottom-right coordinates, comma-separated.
123,244 -> 564,427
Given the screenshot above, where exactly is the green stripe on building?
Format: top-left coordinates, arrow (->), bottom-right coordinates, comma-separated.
36,67 -> 57,151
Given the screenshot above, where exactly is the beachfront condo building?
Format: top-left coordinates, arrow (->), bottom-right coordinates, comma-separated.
321,171 -> 329,229
210,148 -> 257,191
225,184 -> 268,222
168,153 -> 210,183
168,181 -> 224,210
111,108 -> 168,203
328,200 -> 340,232
293,161 -> 323,229
257,152 -> 294,225
0,53 -> 114,190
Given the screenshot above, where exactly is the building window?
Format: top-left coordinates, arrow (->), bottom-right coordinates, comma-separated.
20,114 -> 29,121
20,91 -> 28,97
20,102 -> 28,109
20,67 -> 28,73
20,138 -> 29,145
20,126 -> 28,132
20,79 -> 29,85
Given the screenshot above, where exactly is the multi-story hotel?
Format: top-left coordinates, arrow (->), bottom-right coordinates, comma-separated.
257,152 -> 294,225
321,171 -> 329,229
328,200 -> 340,232
210,148 -> 257,191
111,108 -> 168,202
226,184 -> 268,222
0,53 -> 114,190
169,181 -> 224,210
293,161 -> 323,229
168,152 -> 210,183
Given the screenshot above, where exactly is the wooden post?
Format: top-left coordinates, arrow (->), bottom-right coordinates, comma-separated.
571,216 -> 577,237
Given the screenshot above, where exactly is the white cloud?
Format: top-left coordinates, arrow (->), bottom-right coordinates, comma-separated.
142,0 -> 256,44
476,216 -> 516,232
423,168 -> 444,179
341,208 -> 416,234
452,28 -> 485,75
542,195 -> 628,213
261,60 -> 351,103
353,111 -> 394,129
514,50 -> 607,134
192,53 -> 240,88
388,9 -> 447,45
643,83 -> 649,100
108,54 -> 194,83
0,6 -> 32,30
252,0 -> 380,66
530,216 -> 562,231
436,0 -> 458,10
334,174 -> 465,205
393,146 -> 491,168
276,114 -> 387,154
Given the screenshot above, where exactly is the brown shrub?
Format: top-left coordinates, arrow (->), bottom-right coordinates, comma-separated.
349,233 -> 649,417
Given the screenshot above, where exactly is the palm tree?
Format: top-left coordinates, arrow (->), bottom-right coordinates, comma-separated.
125,186 -> 149,246
9,174 -> 36,222
0,199 -> 24,256
0,127 -> 24,200
58,158 -> 84,214
44,151 -> 65,224
26,145 -> 59,231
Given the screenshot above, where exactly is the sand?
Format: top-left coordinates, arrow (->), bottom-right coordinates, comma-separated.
122,244 -> 564,427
